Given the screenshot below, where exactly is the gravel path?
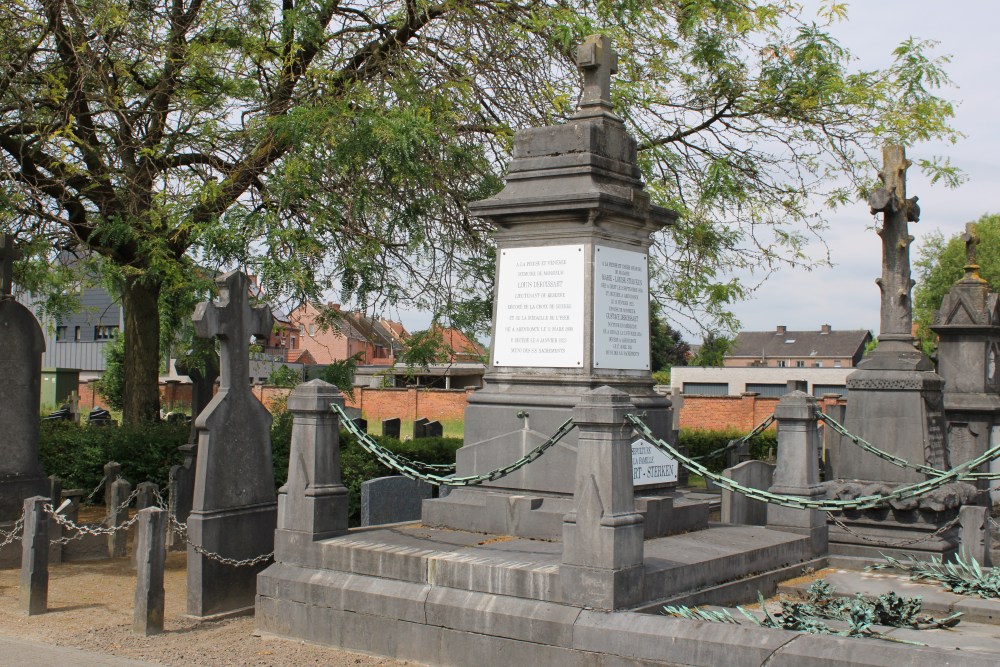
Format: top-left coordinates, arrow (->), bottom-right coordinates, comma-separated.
0,553 -> 413,666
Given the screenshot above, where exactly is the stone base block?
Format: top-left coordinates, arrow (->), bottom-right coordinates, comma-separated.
186,502 -> 276,617
827,508 -> 960,561
422,488 -> 709,540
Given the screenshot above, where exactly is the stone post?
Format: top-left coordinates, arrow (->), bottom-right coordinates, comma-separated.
133,508 -> 167,635
958,505 -> 992,567
277,380 -> 349,538
136,482 -> 158,511
103,461 -> 122,510
19,496 -> 48,615
820,395 -> 844,481
107,478 -> 132,558
767,391 -> 828,555
560,387 -> 645,610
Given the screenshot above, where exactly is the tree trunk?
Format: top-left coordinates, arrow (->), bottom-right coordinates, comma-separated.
121,277 -> 162,423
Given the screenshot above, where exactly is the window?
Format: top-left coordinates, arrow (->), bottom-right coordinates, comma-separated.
74,326 -> 81,341
290,336 -> 297,349
834,360 -> 842,368
682,382 -> 729,396
55,326 -> 68,342
94,325 -> 118,340
813,362 -> 823,368
746,383 -> 787,398
299,325 -> 305,336
309,324 -> 316,337
795,360 -> 805,368
777,360 -> 787,368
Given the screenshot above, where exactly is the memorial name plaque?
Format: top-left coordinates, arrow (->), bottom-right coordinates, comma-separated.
593,245 -> 650,370
631,438 -> 677,487
494,245 -> 585,368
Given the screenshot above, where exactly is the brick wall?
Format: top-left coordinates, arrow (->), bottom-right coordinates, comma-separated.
678,392 -> 846,431
349,387 -> 474,423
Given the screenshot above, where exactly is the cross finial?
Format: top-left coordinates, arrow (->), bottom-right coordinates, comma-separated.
576,34 -> 618,112
192,271 -> 274,391
0,233 -> 22,298
962,222 -> 983,281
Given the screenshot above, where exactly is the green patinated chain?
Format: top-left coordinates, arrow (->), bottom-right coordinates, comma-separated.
817,411 -> 999,480
627,413 -> 1000,511
331,403 -> 575,486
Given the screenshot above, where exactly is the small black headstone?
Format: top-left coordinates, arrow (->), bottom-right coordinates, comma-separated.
424,420 -> 443,438
412,418 -> 430,440
44,406 -> 72,421
382,418 -> 401,440
88,407 -> 112,425
352,417 -> 368,434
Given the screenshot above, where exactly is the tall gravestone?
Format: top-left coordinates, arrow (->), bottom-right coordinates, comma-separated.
0,235 -> 48,567
839,146 -> 949,483
187,271 -> 276,617
424,36 -> 679,537
931,224 -> 1000,490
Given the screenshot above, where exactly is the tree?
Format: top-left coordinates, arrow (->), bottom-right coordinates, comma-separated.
1,1 -> 961,422
318,353 -> 362,399
650,302 -> 690,374
690,332 -> 732,367
914,213 -> 1000,352
267,364 -> 302,388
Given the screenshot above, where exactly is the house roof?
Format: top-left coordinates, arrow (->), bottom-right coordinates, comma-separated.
435,326 -> 487,362
728,326 -> 871,361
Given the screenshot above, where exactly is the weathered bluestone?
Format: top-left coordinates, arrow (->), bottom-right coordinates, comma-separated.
361,476 -> 433,527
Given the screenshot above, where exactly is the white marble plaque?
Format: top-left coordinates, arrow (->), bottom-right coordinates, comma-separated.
493,245 -> 585,368
631,439 -> 678,487
593,246 -> 650,370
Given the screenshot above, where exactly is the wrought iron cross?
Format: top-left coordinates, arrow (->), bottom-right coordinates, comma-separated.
577,34 -> 618,111
0,233 -> 21,298
192,271 -> 274,391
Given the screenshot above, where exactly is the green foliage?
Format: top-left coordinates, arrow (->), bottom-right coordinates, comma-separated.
267,364 -> 302,388
914,213 -> 1000,353
689,332 -> 733,367
402,329 -> 450,371
651,369 -> 671,385
38,420 -> 188,495
650,302 -> 690,373
679,428 -> 777,473
93,333 -> 125,412
317,354 -> 362,399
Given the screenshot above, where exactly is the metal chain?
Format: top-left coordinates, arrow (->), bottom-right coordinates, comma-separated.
332,403 -> 575,486
627,413 -> 1000,512
84,475 -> 107,503
45,502 -> 141,544
827,512 -> 961,548
693,414 -> 775,462
817,411 -> 1000,480
0,514 -> 25,549
168,516 -> 272,567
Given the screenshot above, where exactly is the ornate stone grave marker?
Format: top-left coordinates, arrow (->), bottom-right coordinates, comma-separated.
187,271 -> 276,617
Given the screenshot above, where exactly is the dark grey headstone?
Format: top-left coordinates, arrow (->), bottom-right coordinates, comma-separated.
424,421 -> 443,438
352,417 -> 368,434
412,418 -> 430,440
0,236 -> 48,528
361,476 -> 433,526
382,418 -> 401,440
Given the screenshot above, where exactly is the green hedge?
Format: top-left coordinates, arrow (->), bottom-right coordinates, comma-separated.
39,420 -> 189,494
678,428 -> 777,473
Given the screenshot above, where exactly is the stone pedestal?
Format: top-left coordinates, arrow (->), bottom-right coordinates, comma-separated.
766,392 -> 828,555
277,380 -> 348,538
560,388 -> 645,610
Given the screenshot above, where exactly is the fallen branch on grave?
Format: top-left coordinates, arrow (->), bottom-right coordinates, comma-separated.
870,553 -> 1000,599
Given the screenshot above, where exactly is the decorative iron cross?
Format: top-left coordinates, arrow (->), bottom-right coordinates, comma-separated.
0,233 -> 21,298
192,271 -> 274,391
577,34 -> 618,110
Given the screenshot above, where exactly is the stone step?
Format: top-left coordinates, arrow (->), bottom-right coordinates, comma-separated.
778,567 -> 1000,625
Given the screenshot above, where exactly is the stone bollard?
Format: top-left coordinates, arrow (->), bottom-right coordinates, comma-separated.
766,391 -> 828,556
19,496 -> 48,615
133,508 -> 167,635
560,387 -> 645,611
959,505 -> 992,567
277,380 -> 349,538
103,461 -> 122,510
107,478 -> 133,558
136,482 -> 158,511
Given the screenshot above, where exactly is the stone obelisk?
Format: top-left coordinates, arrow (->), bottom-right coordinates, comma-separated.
839,146 -> 948,483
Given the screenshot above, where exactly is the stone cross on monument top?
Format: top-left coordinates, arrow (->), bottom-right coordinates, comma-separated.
192,271 -> 273,391
576,34 -> 618,113
962,222 -> 985,281
0,233 -> 21,298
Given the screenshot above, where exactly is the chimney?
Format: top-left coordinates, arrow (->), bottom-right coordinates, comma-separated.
820,324 -> 831,334
326,302 -> 341,312
776,325 -> 786,335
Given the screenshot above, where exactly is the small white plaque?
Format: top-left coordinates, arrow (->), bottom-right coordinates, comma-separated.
493,245 -> 585,368
631,438 -> 678,487
593,246 -> 650,370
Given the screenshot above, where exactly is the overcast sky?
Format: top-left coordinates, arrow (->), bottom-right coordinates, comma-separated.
391,2 -> 1000,340
727,1 -> 1000,339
